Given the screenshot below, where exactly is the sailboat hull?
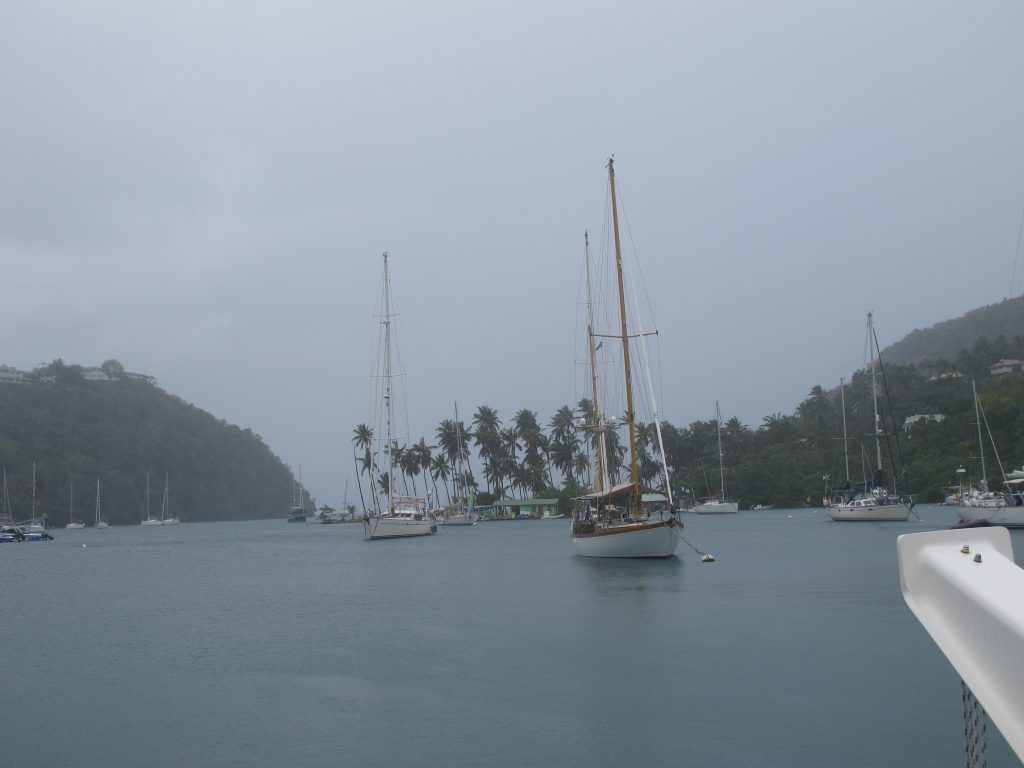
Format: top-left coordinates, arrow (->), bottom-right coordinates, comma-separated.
827,503 -> 910,522
572,519 -> 680,558
957,505 -> 1024,528
364,516 -> 437,539
443,513 -> 478,526
695,500 -> 738,515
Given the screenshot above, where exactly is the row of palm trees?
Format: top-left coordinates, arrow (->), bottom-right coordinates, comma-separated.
351,401 -> 671,505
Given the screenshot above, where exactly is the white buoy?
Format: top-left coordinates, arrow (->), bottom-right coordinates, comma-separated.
82,544 -> 87,548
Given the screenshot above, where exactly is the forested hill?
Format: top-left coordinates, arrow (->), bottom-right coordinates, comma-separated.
0,360 -> 307,526
882,295 -> 1024,366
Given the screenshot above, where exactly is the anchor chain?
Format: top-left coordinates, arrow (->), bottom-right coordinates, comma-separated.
962,679 -> 987,768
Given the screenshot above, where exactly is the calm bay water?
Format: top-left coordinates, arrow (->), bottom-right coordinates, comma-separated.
2,507 -> 1020,767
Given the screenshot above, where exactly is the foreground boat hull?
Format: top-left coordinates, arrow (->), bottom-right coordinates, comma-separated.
364,516 -> 437,539
827,504 -> 910,522
572,520 -> 680,558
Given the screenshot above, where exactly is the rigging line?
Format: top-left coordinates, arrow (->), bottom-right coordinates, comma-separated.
624,245 -> 672,506
1013,204 -> 1024,298
617,184 -> 663,334
871,321 -> 917,519
975,389 -> 1008,483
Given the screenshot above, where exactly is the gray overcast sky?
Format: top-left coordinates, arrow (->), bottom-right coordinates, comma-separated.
3,1 -> 1023,508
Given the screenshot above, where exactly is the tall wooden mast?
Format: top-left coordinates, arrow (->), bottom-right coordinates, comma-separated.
608,159 -> 641,515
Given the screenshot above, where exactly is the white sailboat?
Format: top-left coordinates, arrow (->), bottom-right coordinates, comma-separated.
18,462 -> 47,533
442,403 -> 478,526
160,472 -> 181,525
141,472 -> 163,526
65,480 -> 86,528
570,160 -> 680,558
287,469 -> 307,522
956,379 -> 1024,527
827,312 -> 914,522
694,402 -> 739,514
362,252 -> 437,540
94,478 -> 109,528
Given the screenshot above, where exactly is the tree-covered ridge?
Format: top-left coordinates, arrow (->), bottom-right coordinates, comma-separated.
0,360 -> 307,525
882,295 -> 1024,367
354,335 -> 1024,511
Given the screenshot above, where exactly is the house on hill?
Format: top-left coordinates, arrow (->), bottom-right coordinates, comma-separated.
990,359 -> 1023,376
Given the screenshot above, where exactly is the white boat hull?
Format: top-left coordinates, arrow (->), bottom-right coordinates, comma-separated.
141,518 -> 163,526
957,505 -> 1024,528
695,500 -> 738,514
572,520 -> 680,558
95,522 -> 109,529
162,517 -> 181,525
827,503 -> 910,522
443,513 -> 478,526
364,516 -> 437,539
65,522 -> 86,529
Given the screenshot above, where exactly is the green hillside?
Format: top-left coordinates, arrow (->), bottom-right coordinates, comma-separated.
882,295 -> 1024,366
0,360 -> 307,526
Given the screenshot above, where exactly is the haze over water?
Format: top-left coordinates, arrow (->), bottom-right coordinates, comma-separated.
2,508 -> 1019,767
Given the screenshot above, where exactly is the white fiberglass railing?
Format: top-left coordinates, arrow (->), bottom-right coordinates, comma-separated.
897,527 -> 1024,763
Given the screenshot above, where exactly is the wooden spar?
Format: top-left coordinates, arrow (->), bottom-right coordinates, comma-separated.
607,159 -> 641,516
584,231 -> 607,495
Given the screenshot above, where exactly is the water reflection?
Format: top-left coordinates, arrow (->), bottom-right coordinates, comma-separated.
573,554 -> 684,597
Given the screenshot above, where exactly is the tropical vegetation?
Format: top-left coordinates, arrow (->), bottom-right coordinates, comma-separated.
353,332 -> 1024,512
0,359 -> 308,525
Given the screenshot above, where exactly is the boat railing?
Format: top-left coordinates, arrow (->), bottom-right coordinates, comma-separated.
897,527 -> 1024,764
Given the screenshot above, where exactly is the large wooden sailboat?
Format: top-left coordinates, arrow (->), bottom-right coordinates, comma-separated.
570,160 -> 680,558
363,252 -> 437,540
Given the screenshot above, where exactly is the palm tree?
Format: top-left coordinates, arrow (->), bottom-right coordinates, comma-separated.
352,424 -> 374,476
472,405 -> 502,495
549,405 -> 580,485
429,453 -> 452,504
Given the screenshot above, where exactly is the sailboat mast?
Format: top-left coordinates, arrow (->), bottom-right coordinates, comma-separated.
583,231 -> 608,494
454,401 -> 464,501
608,159 -> 640,509
867,312 -> 883,473
840,378 -> 850,484
972,378 -> 987,485
715,402 -> 726,498
382,251 -> 395,514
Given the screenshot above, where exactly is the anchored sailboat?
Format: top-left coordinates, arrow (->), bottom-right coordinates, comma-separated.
362,252 -> 437,539
956,379 -> 1024,526
66,480 -> 86,528
160,473 -> 181,525
94,478 -> 109,528
442,403 -> 478,526
570,160 -> 680,558
826,312 -> 914,521
694,402 -> 738,514
141,472 -> 162,526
